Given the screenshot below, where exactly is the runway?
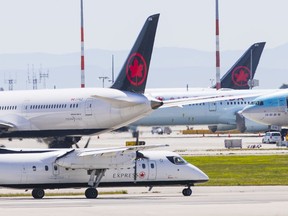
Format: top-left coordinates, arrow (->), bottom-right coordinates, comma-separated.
0,186 -> 288,216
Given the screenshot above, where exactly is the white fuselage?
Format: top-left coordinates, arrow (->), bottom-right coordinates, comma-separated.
0,88 -> 153,138
0,149 -> 208,189
242,90 -> 288,127
136,88 -> 281,131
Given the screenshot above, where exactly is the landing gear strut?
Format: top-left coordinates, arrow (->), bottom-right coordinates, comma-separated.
182,187 -> 192,196
32,188 -> 45,199
85,169 -> 106,199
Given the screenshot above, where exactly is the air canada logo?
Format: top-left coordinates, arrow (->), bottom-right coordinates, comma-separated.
232,66 -> 250,87
138,171 -> 146,179
126,53 -> 147,86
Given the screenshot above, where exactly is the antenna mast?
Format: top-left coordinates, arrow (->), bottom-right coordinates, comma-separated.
80,0 -> 85,88
215,0 -> 221,89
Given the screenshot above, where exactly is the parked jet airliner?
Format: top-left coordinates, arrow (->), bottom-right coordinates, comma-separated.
136,88 -> 280,133
242,89 -> 288,128
0,145 -> 209,199
0,14 -> 163,148
131,42 -> 272,133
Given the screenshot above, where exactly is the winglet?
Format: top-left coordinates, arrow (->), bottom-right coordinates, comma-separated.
111,14 -> 159,94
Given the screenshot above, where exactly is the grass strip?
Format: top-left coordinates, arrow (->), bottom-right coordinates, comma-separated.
184,154 -> 288,186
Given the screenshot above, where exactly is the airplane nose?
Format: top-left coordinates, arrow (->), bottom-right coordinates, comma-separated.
241,105 -> 255,120
188,164 -> 209,182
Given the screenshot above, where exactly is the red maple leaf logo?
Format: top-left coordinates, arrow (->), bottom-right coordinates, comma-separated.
129,59 -> 143,78
126,53 -> 147,87
139,171 -> 145,178
235,69 -> 249,82
232,66 -> 251,87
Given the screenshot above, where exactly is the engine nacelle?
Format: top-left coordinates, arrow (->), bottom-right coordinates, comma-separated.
208,124 -> 237,133
236,112 -> 269,133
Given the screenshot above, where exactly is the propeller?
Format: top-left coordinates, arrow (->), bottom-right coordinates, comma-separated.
134,150 -> 149,182
84,137 -> 91,148
74,137 -> 91,148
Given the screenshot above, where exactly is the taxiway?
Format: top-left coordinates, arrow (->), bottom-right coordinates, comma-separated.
0,186 -> 287,216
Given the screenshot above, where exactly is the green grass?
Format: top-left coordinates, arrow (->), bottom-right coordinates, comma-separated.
184,155 -> 288,186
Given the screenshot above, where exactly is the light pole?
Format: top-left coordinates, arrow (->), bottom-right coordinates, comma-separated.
98,76 -> 109,88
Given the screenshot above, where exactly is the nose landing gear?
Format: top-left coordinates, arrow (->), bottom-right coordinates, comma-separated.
182,187 -> 192,196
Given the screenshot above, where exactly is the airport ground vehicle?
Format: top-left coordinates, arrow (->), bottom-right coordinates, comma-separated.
262,131 -> 281,144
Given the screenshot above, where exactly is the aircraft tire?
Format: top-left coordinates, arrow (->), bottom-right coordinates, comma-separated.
85,187 -> 98,199
182,188 -> 192,196
32,188 -> 45,199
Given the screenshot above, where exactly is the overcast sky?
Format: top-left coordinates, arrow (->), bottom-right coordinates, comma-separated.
0,0 -> 288,54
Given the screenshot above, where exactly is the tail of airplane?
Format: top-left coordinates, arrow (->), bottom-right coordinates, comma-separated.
111,14 -> 159,94
213,42 -> 266,89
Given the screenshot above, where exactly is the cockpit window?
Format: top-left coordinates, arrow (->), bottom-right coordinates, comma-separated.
166,156 -> 187,165
255,101 -> 264,106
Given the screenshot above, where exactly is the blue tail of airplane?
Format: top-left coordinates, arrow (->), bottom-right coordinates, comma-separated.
213,42 -> 265,89
111,14 -> 159,94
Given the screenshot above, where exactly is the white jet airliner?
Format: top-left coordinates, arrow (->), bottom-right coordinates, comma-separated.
242,89 -> 288,128
0,145 -> 209,199
135,88 -> 280,133
131,42 -> 278,134
0,14 -> 163,148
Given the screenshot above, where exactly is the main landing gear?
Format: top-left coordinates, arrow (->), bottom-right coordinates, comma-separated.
32,188 -> 45,199
85,169 -> 106,199
182,186 -> 192,196
85,187 -> 98,199
30,169 -> 106,199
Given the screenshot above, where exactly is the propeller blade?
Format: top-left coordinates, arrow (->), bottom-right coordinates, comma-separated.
84,137 -> 91,148
136,151 -> 148,160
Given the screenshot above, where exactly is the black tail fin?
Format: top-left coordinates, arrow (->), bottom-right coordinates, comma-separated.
213,42 -> 265,89
111,14 -> 159,94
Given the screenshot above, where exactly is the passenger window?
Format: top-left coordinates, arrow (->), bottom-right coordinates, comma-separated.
142,164 -> 146,169
32,166 -> 36,171
45,165 -> 49,171
150,163 -> 155,169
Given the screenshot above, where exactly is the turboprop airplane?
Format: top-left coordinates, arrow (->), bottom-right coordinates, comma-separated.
241,89 -> 288,128
0,145 -> 209,199
0,14 -> 164,148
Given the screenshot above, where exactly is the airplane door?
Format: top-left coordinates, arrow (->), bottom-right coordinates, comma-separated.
85,98 -> 93,116
137,159 -> 148,181
278,98 -> 287,112
209,102 -> 217,111
148,161 -> 157,180
21,165 -> 27,184
52,163 -> 60,176
278,97 -> 286,112
137,160 -> 157,180
21,100 -> 30,117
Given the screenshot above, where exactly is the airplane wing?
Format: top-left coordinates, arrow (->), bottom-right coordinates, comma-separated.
0,121 -> 15,130
77,144 -> 168,157
55,144 -> 168,169
160,92 -> 267,108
